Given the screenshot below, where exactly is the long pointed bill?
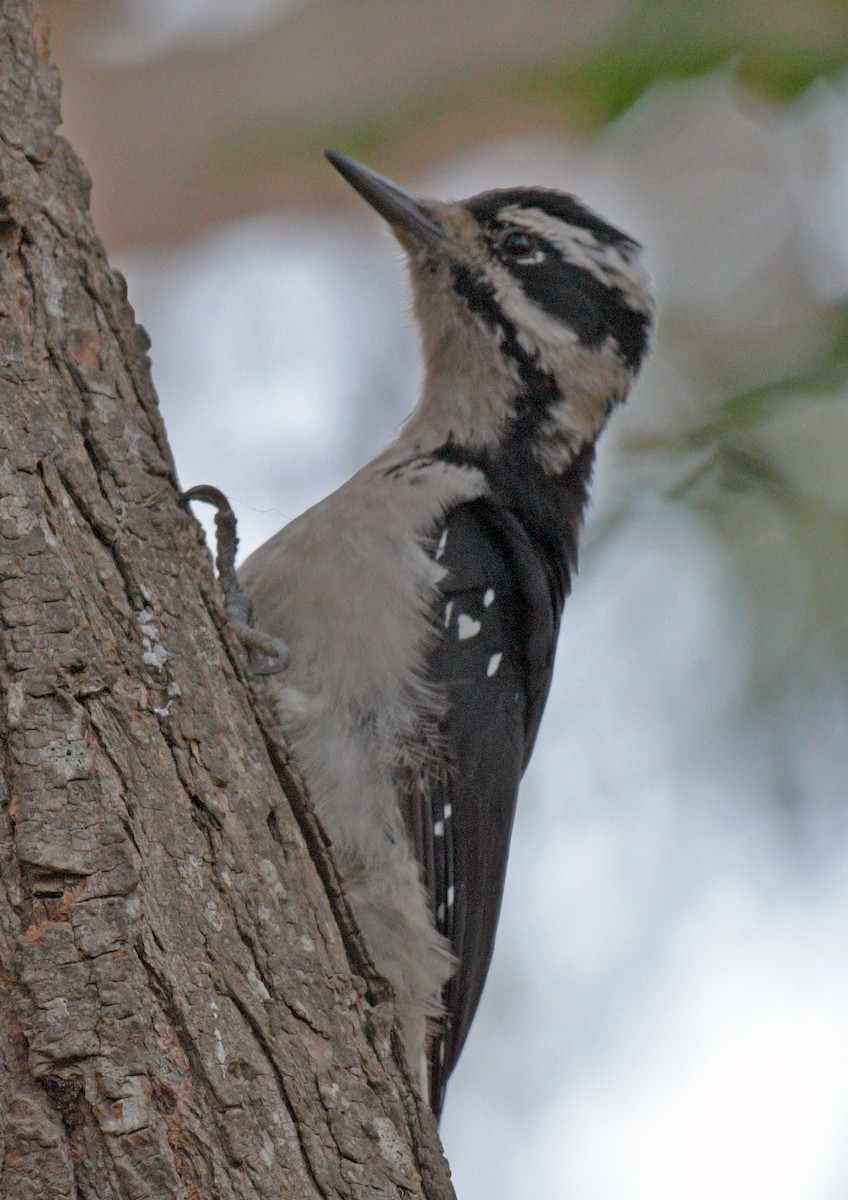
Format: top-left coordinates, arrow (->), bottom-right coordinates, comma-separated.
324,149 -> 451,253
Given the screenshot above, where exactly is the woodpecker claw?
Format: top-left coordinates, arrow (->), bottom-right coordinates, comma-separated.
182,485 -> 290,675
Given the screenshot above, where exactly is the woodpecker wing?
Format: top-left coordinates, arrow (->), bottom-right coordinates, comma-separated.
421,497 -> 565,1116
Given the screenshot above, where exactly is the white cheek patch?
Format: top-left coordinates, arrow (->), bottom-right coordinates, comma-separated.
486,257 -> 579,353
477,256 -> 628,449
499,205 -> 655,319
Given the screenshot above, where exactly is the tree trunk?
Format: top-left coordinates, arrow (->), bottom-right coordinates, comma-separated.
0,3 -> 455,1196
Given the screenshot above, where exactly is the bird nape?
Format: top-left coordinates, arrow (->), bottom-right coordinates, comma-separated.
236,149 -> 655,1119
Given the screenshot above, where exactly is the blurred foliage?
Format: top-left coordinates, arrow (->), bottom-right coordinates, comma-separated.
211,0 -> 848,178
633,307 -> 848,459
595,299 -> 848,700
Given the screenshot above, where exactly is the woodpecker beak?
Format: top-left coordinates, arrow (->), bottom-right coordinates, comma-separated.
324,149 -> 451,254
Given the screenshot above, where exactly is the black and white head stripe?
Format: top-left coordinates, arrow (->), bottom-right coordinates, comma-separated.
466,188 -> 655,371
468,188 -> 640,253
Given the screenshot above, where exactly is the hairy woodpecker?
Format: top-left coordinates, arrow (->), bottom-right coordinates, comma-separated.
237,150 -> 655,1117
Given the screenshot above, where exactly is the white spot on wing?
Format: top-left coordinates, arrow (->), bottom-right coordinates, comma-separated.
444,803 -> 452,818
433,820 -> 445,836
446,885 -> 455,909
457,614 -> 481,640
444,600 -> 454,628
483,588 -> 495,607
435,528 -> 448,560
487,652 -> 503,677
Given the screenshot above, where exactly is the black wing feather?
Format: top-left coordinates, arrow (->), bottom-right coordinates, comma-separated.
422,498 -> 565,1116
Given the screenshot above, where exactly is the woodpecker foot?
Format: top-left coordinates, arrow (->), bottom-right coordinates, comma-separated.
182,484 -> 290,675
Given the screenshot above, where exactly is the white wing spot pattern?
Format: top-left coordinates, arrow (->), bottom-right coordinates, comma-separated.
457,614 -> 481,640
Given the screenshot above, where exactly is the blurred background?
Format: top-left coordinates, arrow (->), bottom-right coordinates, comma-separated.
43,2 -> 848,1196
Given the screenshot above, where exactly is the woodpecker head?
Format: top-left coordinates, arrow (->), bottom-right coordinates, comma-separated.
326,149 -> 655,470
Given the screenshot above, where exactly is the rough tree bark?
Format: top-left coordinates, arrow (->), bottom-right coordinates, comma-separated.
0,3 -> 456,1196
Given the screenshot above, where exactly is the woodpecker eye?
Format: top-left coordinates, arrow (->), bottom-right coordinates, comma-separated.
499,229 -> 545,264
